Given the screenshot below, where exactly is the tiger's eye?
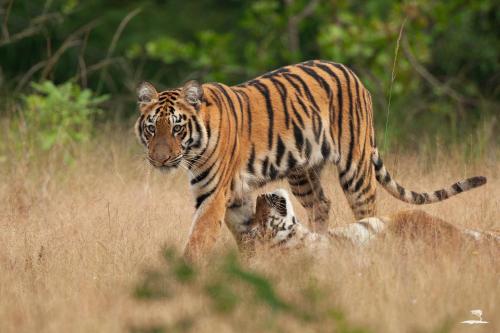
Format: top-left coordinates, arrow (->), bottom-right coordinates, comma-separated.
147,125 -> 155,132
173,125 -> 182,133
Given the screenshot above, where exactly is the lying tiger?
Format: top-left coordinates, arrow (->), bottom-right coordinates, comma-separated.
226,189 -> 499,254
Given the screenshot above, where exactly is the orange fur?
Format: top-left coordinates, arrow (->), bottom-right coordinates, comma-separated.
135,60 -> 486,260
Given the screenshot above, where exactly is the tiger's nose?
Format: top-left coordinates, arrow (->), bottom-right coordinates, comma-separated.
149,153 -> 172,166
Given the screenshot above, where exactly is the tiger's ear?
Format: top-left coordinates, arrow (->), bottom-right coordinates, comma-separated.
137,82 -> 158,106
182,80 -> 203,107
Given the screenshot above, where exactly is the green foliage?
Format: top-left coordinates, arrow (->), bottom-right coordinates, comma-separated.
16,81 -> 107,157
133,247 -> 373,333
0,0 -> 498,151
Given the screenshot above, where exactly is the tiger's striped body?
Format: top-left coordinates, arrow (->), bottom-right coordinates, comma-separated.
135,60 -> 486,260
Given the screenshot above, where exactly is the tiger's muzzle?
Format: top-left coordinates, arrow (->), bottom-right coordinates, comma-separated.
147,154 -> 182,168
148,117 -> 183,169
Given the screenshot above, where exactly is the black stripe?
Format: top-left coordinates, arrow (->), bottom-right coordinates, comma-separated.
383,173 -> 391,184
397,184 -> 405,197
234,89 -> 252,138
251,81 -> 274,149
341,176 -> 354,191
211,86 -> 234,165
293,122 -> 304,152
321,134 -> 331,159
269,77 -> 290,129
434,189 -> 448,200
304,139 -> 312,159
287,152 -> 297,169
290,102 -> 305,128
261,157 -> 269,177
312,112 -> 322,143
355,209 -> 371,217
190,116 -> 210,162
207,87 -> 223,110
206,121 -> 211,140
288,177 -> 309,187
376,172 -> 390,185
228,201 -> 243,209
353,74 -> 363,146
282,73 -> 304,97
213,86 -> 238,185
286,73 -> 321,112
300,201 -> 315,208
411,191 -> 425,204
137,114 -> 147,146
374,156 -> 383,171
452,183 -> 463,193
315,63 -> 343,150
189,118 -> 203,150
276,136 -> 286,166
190,164 -> 213,185
298,64 -> 332,97
204,88 -> 224,162
295,92 -> 311,118
353,173 -> 366,192
292,189 -> 314,197
269,164 -> 278,180
356,182 -> 373,199
213,84 -> 238,128
336,64 -> 355,176
195,188 -> 216,209
247,144 -> 256,174
260,66 -> 291,78
233,88 -> 245,134
201,162 -> 223,189
353,193 -> 376,207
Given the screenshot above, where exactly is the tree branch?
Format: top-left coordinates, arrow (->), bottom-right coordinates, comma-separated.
401,35 -> 475,106
0,12 -> 62,47
1,0 -> 14,40
40,20 -> 99,80
286,0 -> 321,56
97,8 -> 141,93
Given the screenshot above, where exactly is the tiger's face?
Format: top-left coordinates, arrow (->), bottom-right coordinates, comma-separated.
253,189 -> 298,246
134,81 -> 206,171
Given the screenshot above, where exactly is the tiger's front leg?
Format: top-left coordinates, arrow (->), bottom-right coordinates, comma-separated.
183,191 -> 227,262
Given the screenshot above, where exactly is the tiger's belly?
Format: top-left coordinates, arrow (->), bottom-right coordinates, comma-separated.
229,136 -> 339,205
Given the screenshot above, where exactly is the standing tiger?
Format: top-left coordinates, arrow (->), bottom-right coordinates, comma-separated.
135,60 -> 486,260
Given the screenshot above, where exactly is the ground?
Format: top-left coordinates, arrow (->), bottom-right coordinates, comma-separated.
0,131 -> 498,333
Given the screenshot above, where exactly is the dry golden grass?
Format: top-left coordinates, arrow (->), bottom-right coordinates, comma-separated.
0,128 -> 498,333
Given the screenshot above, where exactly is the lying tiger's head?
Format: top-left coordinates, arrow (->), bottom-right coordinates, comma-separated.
135,81 -> 207,171
253,189 -> 298,246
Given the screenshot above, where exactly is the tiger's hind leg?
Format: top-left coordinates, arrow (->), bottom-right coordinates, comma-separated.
338,159 -> 377,220
287,166 -> 331,233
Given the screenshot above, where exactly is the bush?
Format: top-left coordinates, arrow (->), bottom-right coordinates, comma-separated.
15,81 -> 107,158
132,248 -> 373,333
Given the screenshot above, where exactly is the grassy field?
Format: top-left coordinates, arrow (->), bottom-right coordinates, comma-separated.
0,127 -> 498,333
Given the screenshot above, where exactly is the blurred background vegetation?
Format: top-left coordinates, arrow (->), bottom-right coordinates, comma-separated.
0,0 -> 498,155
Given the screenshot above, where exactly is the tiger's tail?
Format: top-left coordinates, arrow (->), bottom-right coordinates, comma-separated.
372,148 -> 486,204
